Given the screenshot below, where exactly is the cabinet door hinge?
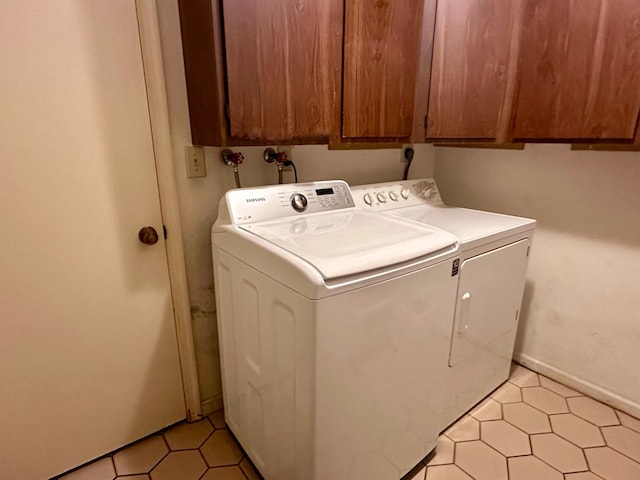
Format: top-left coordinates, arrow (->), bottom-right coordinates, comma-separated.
424,114 -> 429,130
224,103 -> 231,120
163,225 -> 167,240
526,246 -> 530,257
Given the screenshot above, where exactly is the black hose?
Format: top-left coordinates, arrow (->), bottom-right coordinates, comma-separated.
402,147 -> 414,180
285,160 -> 298,183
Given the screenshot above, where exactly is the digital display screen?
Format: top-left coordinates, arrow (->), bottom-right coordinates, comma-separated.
315,188 -> 334,196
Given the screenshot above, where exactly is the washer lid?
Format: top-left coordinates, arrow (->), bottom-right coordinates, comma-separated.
239,210 -> 458,280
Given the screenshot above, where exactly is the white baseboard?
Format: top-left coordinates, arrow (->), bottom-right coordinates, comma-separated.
201,395 -> 224,417
513,351 -> 640,420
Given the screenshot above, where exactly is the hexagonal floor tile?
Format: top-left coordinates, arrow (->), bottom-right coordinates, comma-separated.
564,473 -> 603,480
522,387 -> 568,414
407,465 -> 426,480
150,450 -> 206,480
550,413 -> 605,447
568,397 -> 619,426
426,464 -> 473,480
491,382 -> 522,404
164,419 -> 213,450
60,457 -> 115,480
539,376 -> 582,397
503,402 -> 551,434
444,415 -> 480,442
509,365 -> 540,387
617,410 -> 640,433
481,420 -> 531,457
602,425 -> 640,463
239,457 -> 262,480
530,433 -> 587,473
201,466 -> 247,480
208,410 -> 226,429
455,440 -> 508,480
200,430 -> 243,467
470,398 -> 502,422
426,436 -> 454,466
507,455 -> 563,480
116,476 -> 149,480
113,435 -> 168,475
585,447 -> 640,480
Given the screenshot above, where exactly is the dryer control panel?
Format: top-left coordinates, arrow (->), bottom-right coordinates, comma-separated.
352,179 -> 444,211
224,180 -> 356,224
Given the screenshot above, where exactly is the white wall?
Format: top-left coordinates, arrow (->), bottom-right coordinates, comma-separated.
156,0 -> 434,409
435,144 -> 640,416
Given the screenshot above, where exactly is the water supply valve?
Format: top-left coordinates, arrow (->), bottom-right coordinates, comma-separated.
264,148 -> 289,184
222,149 -> 244,167
263,148 -> 288,165
221,149 -> 244,188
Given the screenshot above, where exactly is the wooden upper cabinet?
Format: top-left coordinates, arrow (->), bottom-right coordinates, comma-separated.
221,0 -> 342,143
513,0 -> 640,140
178,0 -> 342,145
342,0 -> 426,139
427,0 -> 523,141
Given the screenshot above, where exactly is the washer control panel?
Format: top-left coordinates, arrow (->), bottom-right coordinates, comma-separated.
351,179 -> 444,211
226,180 -> 355,224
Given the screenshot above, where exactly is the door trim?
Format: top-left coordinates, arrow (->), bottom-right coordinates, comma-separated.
136,0 -> 201,420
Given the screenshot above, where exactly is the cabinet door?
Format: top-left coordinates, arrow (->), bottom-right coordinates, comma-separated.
342,0 -> 425,138
514,0 -> 640,140
222,0 -> 342,142
427,0 -> 522,140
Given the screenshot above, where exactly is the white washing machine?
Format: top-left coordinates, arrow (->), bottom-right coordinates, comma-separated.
211,181 -> 462,480
352,179 -> 536,431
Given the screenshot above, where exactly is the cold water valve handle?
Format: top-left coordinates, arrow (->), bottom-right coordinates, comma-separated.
221,149 -> 244,188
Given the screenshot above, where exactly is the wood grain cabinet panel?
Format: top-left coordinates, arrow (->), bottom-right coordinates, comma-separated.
427,0 -> 522,140
342,0 -> 425,138
222,0 -> 342,143
514,0 -> 640,140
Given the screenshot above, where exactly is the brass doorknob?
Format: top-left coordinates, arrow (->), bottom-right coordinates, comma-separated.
138,226 -> 159,245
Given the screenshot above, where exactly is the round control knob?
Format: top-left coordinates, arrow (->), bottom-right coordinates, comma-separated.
290,193 -> 308,212
401,188 -> 410,199
388,191 -> 398,201
363,193 -> 373,206
376,193 -> 387,203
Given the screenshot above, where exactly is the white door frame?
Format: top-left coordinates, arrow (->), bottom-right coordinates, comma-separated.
136,0 -> 201,421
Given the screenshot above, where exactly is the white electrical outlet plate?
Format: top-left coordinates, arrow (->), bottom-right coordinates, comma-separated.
185,146 -> 206,178
278,145 -> 293,172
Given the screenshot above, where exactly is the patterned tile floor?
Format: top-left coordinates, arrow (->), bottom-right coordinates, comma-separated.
56,364 -> 640,480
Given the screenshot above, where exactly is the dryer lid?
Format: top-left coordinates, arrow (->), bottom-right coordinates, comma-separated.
239,210 -> 458,280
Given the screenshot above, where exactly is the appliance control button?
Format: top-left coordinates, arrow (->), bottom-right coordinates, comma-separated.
376,193 -> 387,203
401,188 -> 410,199
388,191 -> 398,201
363,193 -> 373,205
290,193 -> 308,212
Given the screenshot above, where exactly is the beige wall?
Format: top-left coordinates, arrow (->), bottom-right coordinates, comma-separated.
435,144 -> 640,416
156,0 -> 434,409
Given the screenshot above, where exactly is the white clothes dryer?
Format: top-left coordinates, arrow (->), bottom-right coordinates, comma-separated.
352,179 -> 536,431
212,181 -> 461,480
